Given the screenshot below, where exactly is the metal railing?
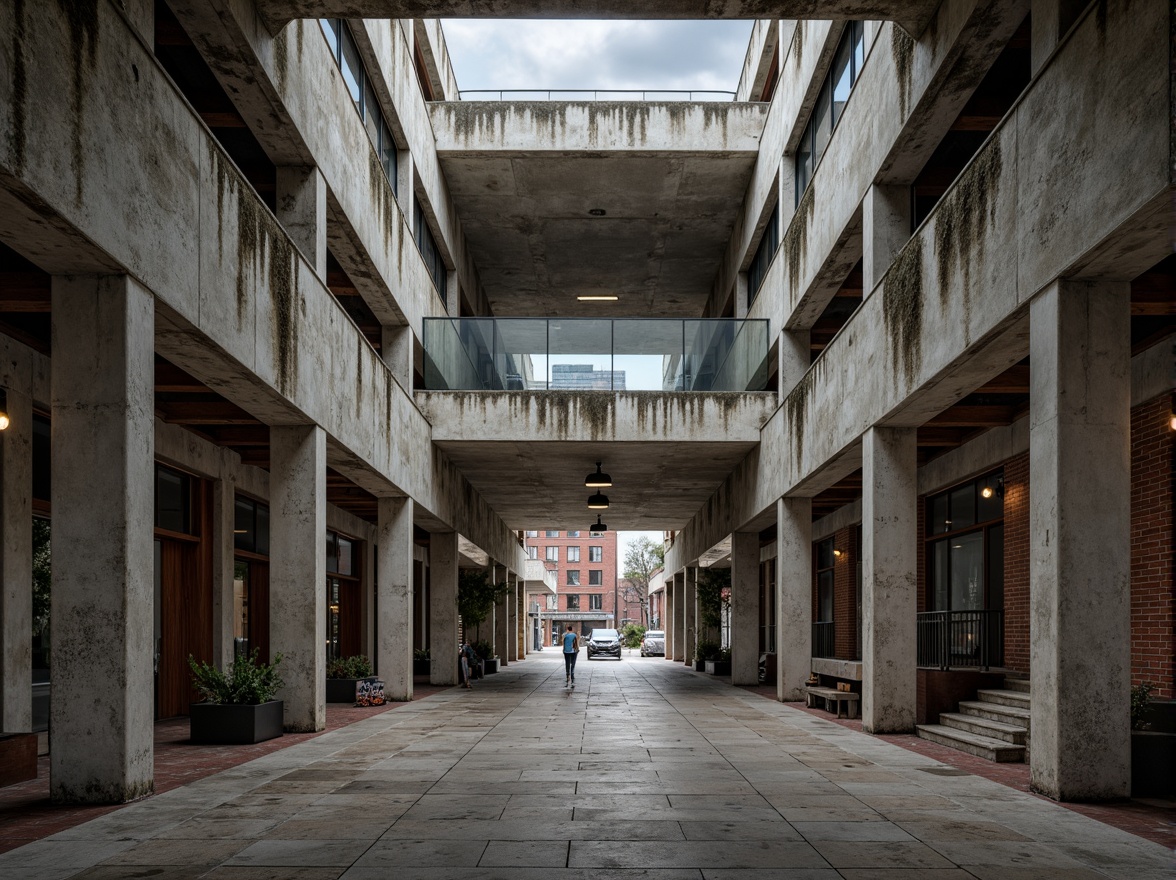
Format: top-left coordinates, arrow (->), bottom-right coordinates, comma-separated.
917,610 -> 1004,670
422,317 -> 770,392
812,621 -> 836,659
458,89 -> 737,102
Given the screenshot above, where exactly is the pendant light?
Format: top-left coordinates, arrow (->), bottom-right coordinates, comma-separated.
587,490 -> 610,509
585,461 -> 612,488
589,514 -> 608,535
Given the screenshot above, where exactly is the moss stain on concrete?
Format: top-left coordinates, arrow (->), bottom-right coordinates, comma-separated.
784,182 -> 816,293
9,0 -> 27,174
891,24 -> 915,118
274,26 -> 289,90
784,368 -> 814,462
59,0 -> 100,205
882,237 -> 924,386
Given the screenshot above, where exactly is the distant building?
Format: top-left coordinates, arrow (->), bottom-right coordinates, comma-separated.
549,363 -> 626,390
525,528 -> 618,643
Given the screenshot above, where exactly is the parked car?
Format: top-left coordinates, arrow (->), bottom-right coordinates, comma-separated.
586,628 -> 622,660
641,630 -> 665,656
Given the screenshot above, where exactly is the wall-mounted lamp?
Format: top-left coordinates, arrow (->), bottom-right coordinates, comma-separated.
587,491 -> 610,510
1170,413 -> 1176,432
589,514 -> 608,535
0,389 -> 9,431
585,461 -> 612,488
832,549 -> 843,558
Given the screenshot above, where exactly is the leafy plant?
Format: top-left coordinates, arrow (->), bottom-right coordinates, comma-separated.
1132,682 -> 1156,731
621,622 -> 646,649
694,639 -> 723,662
188,650 -> 284,705
696,567 -> 731,635
327,654 -> 373,679
413,648 -> 430,661
471,639 -> 494,660
32,518 -> 50,640
458,569 -> 511,632
622,537 -> 664,627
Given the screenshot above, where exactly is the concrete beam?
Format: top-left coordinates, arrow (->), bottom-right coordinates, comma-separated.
257,2 -> 939,35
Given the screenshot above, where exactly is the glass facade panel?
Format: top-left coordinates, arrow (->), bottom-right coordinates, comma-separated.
986,524 -> 1004,609
949,531 -> 985,610
831,37 -> 853,123
795,126 -> 813,203
255,503 -> 269,555
812,79 -> 832,161
817,570 -> 834,622
930,538 -> 949,610
319,19 -> 339,58
340,28 -> 363,104
234,498 -> 255,552
337,536 -> 354,577
949,484 -> 976,531
929,493 -> 949,534
233,561 -> 249,658
363,79 -> 380,146
747,204 -> 779,306
326,533 -> 339,573
155,466 -> 190,534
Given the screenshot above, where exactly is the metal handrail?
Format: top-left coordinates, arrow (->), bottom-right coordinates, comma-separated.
916,610 -> 1004,670
458,89 -> 737,102
812,621 -> 836,659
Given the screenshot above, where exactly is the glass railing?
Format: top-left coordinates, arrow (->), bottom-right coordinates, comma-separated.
422,318 -> 770,392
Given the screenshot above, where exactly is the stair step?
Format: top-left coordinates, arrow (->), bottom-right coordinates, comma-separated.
977,688 -> 1031,708
959,700 -> 1030,729
1002,677 -> 1031,694
940,712 -> 1026,744
916,724 -> 1026,762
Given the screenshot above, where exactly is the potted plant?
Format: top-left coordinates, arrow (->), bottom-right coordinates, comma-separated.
1131,682 -> 1176,797
326,654 -> 376,703
705,647 -> 732,677
457,569 -> 510,670
413,648 -> 430,677
694,639 -> 719,673
188,650 -> 284,744
473,639 -> 497,674
696,568 -> 730,674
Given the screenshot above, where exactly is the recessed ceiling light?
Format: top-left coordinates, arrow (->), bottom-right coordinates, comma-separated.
588,208 -> 606,216
577,294 -> 619,301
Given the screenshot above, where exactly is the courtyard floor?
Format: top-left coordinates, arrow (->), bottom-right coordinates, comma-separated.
0,653 -> 1171,879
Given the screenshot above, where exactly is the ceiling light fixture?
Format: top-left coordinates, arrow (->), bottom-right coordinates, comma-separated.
587,490 -> 610,510
590,514 -> 608,535
576,294 -> 619,301
585,461 -> 612,488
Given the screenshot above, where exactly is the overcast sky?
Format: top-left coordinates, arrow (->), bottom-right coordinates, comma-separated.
441,20 -> 755,96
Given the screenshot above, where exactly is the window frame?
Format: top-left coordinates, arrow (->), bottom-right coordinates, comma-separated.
924,470 -> 1005,613
588,570 -> 603,587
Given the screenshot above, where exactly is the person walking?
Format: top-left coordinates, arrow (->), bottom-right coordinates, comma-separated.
459,641 -> 475,689
562,624 -> 579,689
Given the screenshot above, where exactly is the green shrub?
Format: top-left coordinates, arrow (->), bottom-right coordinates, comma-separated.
413,648 -> 430,661
471,639 -> 494,660
188,650 -> 284,705
327,655 -> 373,679
1132,682 -> 1156,731
694,639 -> 722,662
621,623 -> 646,649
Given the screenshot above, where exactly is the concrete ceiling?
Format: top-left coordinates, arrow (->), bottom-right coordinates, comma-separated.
434,440 -> 757,531
431,102 -> 766,318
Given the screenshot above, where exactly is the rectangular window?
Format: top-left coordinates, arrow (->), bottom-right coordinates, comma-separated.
155,464 -> 193,534
525,530 -> 538,537
831,34 -> 853,124
567,530 -> 580,537
545,546 -> 558,562
340,26 -> 363,105
567,594 -> 581,611
816,537 -> 835,622
526,545 -> 537,560
414,201 -> 447,294
925,470 -> 1005,612
812,78 -> 832,161
567,546 -> 580,563
589,546 -> 602,563
567,570 -> 580,586
546,594 -> 558,610
590,594 -> 603,611
545,530 -> 559,537
234,496 -> 270,556
325,531 -> 357,576
747,203 -> 780,306
588,570 -> 603,587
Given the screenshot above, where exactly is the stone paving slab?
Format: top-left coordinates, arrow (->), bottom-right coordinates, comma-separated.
0,654 -> 1172,879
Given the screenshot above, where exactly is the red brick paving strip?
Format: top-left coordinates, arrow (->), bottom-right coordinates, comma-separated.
0,680 -> 449,854
738,682 -> 1176,849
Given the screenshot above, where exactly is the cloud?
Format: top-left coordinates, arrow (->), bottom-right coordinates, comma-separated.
441,19 -> 755,97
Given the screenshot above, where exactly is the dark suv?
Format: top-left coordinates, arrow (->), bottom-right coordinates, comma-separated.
586,628 -> 622,660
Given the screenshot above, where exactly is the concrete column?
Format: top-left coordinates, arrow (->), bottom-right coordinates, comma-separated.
276,166 -> 327,281
269,425 -> 326,733
492,564 -> 509,666
777,496 -> 812,701
361,538 -> 376,661
1031,0 -> 1087,74
377,497 -> 413,701
664,579 -> 676,661
682,566 -> 696,666
509,574 -> 520,661
778,329 -> 810,396
731,532 -> 760,685
210,478 -> 236,670
1029,280 -> 1131,801
675,574 -> 689,661
381,324 -> 414,393
862,184 -> 911,292
0,387 -> 32,732
862,426 -> 917,734
49,275 -> 154,803
429,532 -> 459,685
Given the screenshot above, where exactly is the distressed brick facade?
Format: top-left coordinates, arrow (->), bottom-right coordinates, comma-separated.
1002,453 -> 1031,675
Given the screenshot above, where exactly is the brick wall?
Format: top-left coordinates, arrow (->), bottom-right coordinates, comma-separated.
834,526 -> 858,659
1002,453 -> 1031,675
1131,392 -> 1175,698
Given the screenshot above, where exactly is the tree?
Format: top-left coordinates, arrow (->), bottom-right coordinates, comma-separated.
458,568 -> 511,644
621,536 -> 664,628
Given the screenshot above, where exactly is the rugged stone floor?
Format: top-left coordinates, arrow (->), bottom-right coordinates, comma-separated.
0,653 -> 1170,879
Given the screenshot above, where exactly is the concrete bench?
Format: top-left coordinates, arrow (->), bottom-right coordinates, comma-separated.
805,686 -> 860,719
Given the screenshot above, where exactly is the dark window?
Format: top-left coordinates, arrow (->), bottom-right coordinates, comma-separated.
567,570 -> 580,586
589,546 -> 603,563
326,530 -> 357,576
588,570 -> 603,587
414,201 -> 447,294
590,594 -> 603,610
234,496 -> 270,555
155,464 -> 193,534
816,538 -> 834,622
31,413 -> 50,503
925,470 -> 1004,611
567,594 -> 581,610
747,203 -> 780,307
339,26 -> 363,105
567,530 -> 580,538
545,530 -> 559,537
794,21 -> 866,206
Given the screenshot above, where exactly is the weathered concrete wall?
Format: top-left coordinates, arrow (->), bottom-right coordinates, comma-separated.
431,102 -> 767,155
670,0 -> 1172,570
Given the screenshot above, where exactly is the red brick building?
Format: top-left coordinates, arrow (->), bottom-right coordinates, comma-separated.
525,529 -> 618,644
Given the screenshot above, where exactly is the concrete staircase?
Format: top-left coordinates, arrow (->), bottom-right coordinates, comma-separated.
916,676 -> 1030,762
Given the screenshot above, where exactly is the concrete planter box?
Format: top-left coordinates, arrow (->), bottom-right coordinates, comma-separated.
704,660 -> 731,676
189,701 -> 283,745
1131,731 -> 1176,797
693,660 -> 706,672
483,658 -> 499,674
0,733 -> 37,786
413,659 -> 430,676
326,677 -> 378,704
